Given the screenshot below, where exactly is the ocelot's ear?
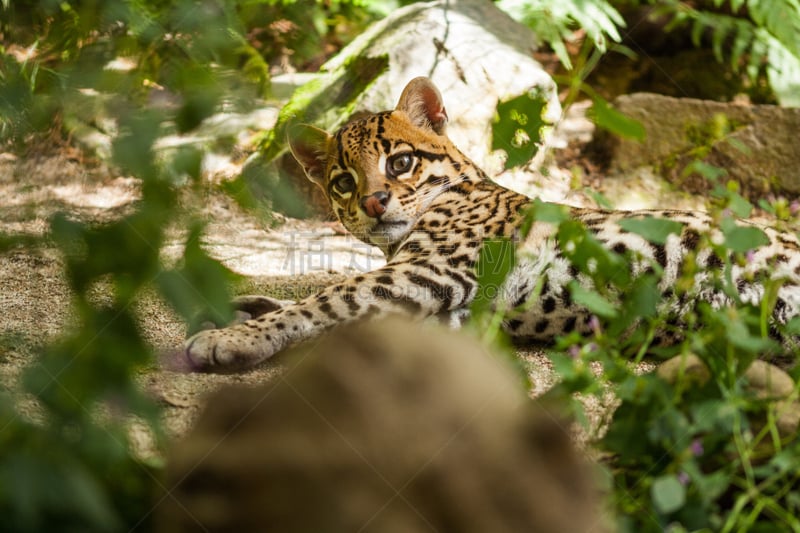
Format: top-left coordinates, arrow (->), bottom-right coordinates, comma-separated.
396,77 -> 448,135
287,124 -> 331,188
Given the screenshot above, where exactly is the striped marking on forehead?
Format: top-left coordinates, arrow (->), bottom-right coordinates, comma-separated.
336,120 -> 372,166
334,114 -> 400,168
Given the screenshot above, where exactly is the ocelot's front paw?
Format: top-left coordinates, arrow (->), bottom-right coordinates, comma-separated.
183,326 -> 275,373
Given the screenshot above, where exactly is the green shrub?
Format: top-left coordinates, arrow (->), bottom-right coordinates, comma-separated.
0,1 -> 389,527
0,0 -> 384,141
472,179 -> 800,530
499,0 -> 800,106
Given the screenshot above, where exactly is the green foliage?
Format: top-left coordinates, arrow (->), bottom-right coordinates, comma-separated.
157,223 -> 239,336
472,239 -> 517,318
0,0 -> 367,528
0,0 -> 389,526
469,237 -> 533,386
498,0 -> 625,69
657,0 -> 800,106
0,0 -> 384,142
535,198 -> 800,530
491,90 -> 549,169
0,95 -> 246,528
499,0 -> 800,109
470,147 -> 799,530
617,216 -> 684,245
0,397 -> 137,532
587,94 -> 646,140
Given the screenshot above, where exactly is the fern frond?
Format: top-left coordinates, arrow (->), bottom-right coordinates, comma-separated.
730,20 -> 754,67
662,0 -> 800,106
746,0 -> 800,58
498,0 -> 625,70
764,32 -> 800,106
500,0 -> 800,105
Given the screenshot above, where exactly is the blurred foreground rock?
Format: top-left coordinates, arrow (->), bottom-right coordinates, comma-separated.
159,319 -> 602,533
601,93 -> 800,197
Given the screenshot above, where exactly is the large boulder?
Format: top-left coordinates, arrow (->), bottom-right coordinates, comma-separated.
601,93 -> 800,197
250,0 -> 561,214
321,0 -> 561,178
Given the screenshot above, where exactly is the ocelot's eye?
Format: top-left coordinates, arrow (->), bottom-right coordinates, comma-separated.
387,153 -> 414,177
331,174 -> 356,195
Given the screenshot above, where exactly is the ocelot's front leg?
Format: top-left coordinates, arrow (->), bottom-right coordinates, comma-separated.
183,262 -> 475,372
191,295 -> 296,334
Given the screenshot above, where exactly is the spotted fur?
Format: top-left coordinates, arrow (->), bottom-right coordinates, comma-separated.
184,77 -> 800,371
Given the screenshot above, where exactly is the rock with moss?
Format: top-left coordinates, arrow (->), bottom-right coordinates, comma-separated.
599,93 -> 800,198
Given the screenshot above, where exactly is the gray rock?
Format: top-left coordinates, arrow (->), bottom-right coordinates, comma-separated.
160,319 -> 600,532
604,93 -> 800,196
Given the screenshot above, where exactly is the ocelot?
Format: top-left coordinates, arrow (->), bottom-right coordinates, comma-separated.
183,77 -> 800,371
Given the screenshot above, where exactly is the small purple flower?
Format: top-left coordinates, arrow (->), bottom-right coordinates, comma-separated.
568,345 -> 581,359
588,315 -> 601,334
690,439 -> 704,457
745,249 -> 755,264
678,471 -> 690,486
586,342 -> 599,353
791,200 -> 800,215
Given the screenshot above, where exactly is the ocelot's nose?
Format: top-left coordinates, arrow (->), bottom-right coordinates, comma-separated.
360,191 -> 390,218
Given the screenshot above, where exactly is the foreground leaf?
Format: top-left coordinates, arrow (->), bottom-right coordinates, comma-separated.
618,217 -> 684,245
492,91 -> 548,169
651,474 -> 686,514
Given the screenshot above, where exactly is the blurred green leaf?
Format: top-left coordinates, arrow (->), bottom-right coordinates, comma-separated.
472,238 -> 516,316
529,198 -> 570,224
684,160 -> 728,182
558,220 -> 629,287
720,218 -> 770,253
492,91 -> 548,169
618,217 -> 684,246
727,191 -> 754,218
785,316 -> 800,335
588,96 -> 645,141
158,224 -> 237,335
651,474 -> 686,514
568,281 -> 618,319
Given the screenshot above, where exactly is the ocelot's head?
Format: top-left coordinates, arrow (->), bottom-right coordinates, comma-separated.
288,77 -> 470,253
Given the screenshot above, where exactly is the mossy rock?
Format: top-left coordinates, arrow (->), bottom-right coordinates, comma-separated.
598,93 -> 800,199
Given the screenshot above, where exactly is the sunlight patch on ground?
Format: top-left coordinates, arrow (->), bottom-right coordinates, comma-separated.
50,179 -> 140,209
599,167 -> 707,212
162,216 -> 386,278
